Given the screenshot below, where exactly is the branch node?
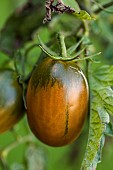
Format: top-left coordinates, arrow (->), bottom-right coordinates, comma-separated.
43,0 -> 75,24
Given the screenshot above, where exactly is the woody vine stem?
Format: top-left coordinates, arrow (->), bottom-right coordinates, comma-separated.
43,0 -> 75,23
43,0 -> 113,23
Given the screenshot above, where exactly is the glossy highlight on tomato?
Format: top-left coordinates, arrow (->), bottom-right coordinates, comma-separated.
26,57 -> 89,147
0,69 -> 25,133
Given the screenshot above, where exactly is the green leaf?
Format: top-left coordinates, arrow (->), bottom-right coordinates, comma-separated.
67,36 -> 84,55
93,65 -> 113,86
92,135 -> 105,169
97,107 -> 110,124
81,63 -> 113,169
92,87 -> 113,115
73,10 -> 95,20
81,100 -> 107,169
62,0 -> 80,11
98,87 -> 113,115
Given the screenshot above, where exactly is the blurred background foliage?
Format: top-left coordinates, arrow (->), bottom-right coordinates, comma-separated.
0,0 -> 113,170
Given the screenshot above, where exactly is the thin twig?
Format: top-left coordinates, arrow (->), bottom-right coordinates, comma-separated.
94,0 -> 113,14
43,0 -> 75,23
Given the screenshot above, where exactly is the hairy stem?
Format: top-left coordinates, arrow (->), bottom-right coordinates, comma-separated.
57,32 -> 67,58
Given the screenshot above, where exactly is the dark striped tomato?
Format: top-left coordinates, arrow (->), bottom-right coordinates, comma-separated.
0,69 -> 24,133
26,57 -> 89,147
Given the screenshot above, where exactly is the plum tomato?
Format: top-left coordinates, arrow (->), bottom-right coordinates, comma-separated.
26,57 -> 89,147
0,69 -> 25,133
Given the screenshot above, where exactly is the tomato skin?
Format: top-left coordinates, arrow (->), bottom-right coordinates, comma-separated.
0,69 -> 24,133
26,57 -> 89,147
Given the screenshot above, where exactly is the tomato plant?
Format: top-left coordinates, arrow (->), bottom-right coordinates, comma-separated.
0,69 -> 25,133
0,0 -> 113,170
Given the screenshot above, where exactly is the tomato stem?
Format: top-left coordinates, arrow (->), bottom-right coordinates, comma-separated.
83,20 -> 89,36
57,32 -> 67,58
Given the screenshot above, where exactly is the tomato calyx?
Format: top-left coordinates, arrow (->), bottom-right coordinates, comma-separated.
38,33 -> 101,62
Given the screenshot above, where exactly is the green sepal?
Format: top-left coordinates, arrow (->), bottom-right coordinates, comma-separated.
67,36 -> 85,55
72,52 -> 101,62
38,36 -> 101,62
88,58 -> 101,63
38,36 -> 61,60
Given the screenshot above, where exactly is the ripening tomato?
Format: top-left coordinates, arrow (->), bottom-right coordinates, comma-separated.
26,57 -> 89,147
0,69 -> 25,133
